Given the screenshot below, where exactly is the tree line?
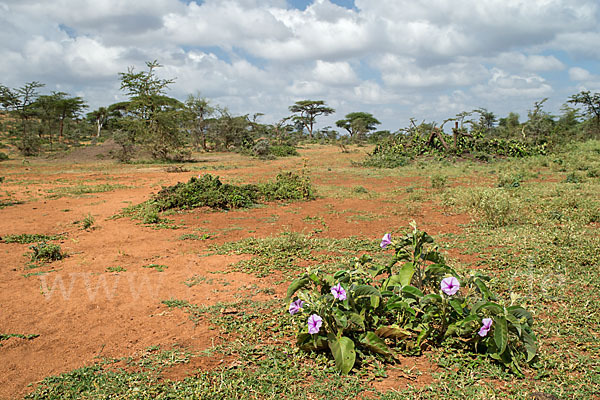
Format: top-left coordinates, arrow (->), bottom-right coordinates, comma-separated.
1,60 -> 599,161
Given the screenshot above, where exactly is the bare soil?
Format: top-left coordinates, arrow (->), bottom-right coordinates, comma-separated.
0,145 -> 472,399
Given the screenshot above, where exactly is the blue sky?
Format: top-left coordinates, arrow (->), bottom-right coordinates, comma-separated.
1,0 -> 599,131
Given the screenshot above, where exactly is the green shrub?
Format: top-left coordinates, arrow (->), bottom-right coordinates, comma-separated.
128,171 -> 314,217
3,233 -> 62,244
497,172 -> 523,188
153,174 -> 258,210
81,213 -> 95,230
29,242 -> 64,262
352,186 -> 368,194
431,174 -> 448,189
287,223 -> 537,375
270,144 -> 299,157
0,152 -> 8,161
258,171 -> 314,201
465,188 -> 516,227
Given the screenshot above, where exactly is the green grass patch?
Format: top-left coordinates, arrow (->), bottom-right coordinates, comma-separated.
2,233 -> 63,244
142,264 -> 168,272
47,183 -> 129,198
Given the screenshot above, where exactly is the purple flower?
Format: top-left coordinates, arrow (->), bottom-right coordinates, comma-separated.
440,276 -> 460,296
307,314 -> 323,334
288,299 -> 305,315
478,318 -> 493,337
380,233 -> 392,249
331,283 -> 347,301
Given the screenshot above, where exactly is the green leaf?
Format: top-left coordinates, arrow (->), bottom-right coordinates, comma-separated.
421,293 -> 442,306
353,285 -> 381,298
297,333 -> 328,351
521,330 -> 537,362
473,277 -> 494,301
348,313 -> 365,330
402,285 -> 424,299
286,277 -> 309,300
449,298 -> 464,315
361,331 -> 393,356
494,315 -> 508,355
471,301 -> 503,315
397,262 -> 416,287
507,306 -> 533,327
375,325 -> 412,340
328,335 -> 356,374
505,313 -> 522,336
334,311 -> 348,329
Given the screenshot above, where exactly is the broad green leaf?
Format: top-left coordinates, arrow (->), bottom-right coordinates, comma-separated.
370,295 -> 381,309
297,333 -> 327,351
328,335 -> 356,374
421,293 -> 442,306
494,315 -> 508,355
361,331 -> 393,356
521,330 -> 537,362
353,285 -> 381,298
471,301 -> 503,315
505,313 -> 521,336
473,277 -> 494,301
286,277 -> 309,300
375,325 -> 412,340
348,313 -> 365,330
398,262 -> 416,287
449,298 -> 464,315
334,311 -> 348,329
402,285 -> 424,299
383,263 -> 414,290
507,306 -> 533,327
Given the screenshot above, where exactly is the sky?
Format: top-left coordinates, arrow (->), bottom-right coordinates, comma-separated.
1,0 -> 599,131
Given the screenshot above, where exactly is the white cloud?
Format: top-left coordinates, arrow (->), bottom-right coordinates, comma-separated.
568,67 -> 600,92
473,68 -> 553,99
1,0 -> 599,129
491,53 -> 565,72
374,54 -> 488,88
312,60 -> 358,86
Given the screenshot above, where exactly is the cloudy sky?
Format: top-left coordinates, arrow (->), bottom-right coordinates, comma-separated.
1,0 -> 599,131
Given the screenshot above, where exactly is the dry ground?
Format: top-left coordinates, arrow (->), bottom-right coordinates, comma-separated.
0,145 -> 475,399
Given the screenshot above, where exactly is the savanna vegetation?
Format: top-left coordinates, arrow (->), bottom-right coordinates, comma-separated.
0,62 -> 599,400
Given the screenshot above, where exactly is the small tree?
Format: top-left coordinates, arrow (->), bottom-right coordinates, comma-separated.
335,112 -> 381,139
568,90 -> 600,135
289,100 -> 335,138
184,94 -> 214,151
34,92 -> 87,145
117,60 -> 188,161
7,81 -> 45,155
87,107 -> 109,138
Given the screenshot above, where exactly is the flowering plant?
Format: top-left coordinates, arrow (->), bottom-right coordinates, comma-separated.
286,223 -> 537,375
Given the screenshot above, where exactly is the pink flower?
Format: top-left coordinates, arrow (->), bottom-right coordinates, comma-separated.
308,314 -> 323,334
478,318 -> 493,337
331,283 -> 347,300
380,233 -> 392,249
440,276 -> 460,296
288,299 -> 305,315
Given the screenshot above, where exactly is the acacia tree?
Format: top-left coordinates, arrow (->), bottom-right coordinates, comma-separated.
289,100 -> 335,138
87,107 -> 109,138
34,92 -> 87,144
184,94 -> 214,151
117,60 -> 188,161
1,81 -> 45,155
568,90 -> 600,135
335,112 -> 381,139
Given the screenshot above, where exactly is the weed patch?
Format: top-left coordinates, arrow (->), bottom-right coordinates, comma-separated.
29,242 -> 64,263
2,233 -> 63,244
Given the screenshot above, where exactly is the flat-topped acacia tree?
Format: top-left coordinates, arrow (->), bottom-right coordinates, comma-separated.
289,100 -> 335,138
